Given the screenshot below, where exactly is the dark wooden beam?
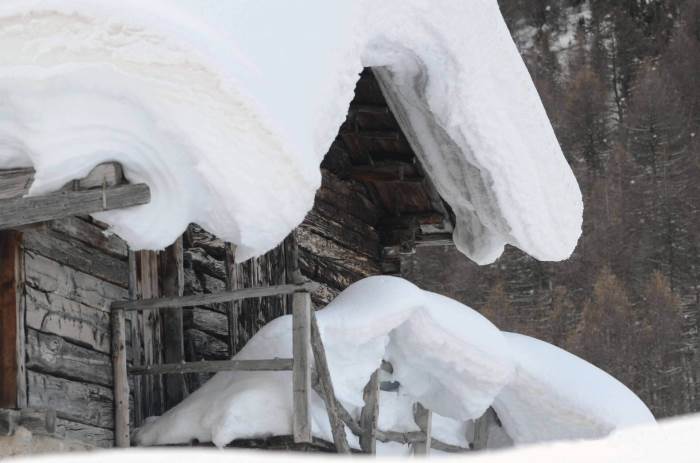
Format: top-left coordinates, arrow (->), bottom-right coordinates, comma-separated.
129,358 -> 293,376
0,231 -> 25,409
0,183 -> 150,230
112,282 -> 320,311
348,104 -> 390,116
160,237 -> 188,409
356,130 -> 400,141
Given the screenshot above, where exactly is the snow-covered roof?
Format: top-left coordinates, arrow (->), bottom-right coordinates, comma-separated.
0,0 -> 582,264
133,276 -> 654,453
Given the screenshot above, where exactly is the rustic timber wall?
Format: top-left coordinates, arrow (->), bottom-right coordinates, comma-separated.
182,167 -> 383,391
18,217 -> 131,448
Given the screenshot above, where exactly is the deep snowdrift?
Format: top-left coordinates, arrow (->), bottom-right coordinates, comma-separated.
134,277 -> 653,452
0,0 -> 582,264
14,414 -> 696,462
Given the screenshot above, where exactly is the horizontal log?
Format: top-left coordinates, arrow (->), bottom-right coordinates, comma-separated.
55,418 -> 114,448
301,210 -> 379,260
23,228 -> 129,287
27,371 -> 114,429
0,183 -> 150,230
186,328 -> 230,362
49,216 -> 128,259
26,329 -> 113,388
0,168 -> 34,200
129,358 -> 293,376
24,251 -> 128,310
112,282 -> 319,311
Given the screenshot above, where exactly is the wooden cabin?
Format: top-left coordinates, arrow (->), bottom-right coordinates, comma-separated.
0,69 -> 474,454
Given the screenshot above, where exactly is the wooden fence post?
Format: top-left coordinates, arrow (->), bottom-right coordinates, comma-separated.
412,403 -> 432,455
111,307 -> 130,447
309,310 -> 351,454
292,291 -> 312,444
360,369 -> 380,454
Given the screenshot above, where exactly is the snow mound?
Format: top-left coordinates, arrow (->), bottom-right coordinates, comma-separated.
494,333 -> 655,444
19,414 -> 697,462
134,276 -> 653,451
0,0 -> 582,264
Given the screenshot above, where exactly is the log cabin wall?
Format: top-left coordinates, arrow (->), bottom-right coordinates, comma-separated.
181,163 -> 383,391
14,217 -> 133,448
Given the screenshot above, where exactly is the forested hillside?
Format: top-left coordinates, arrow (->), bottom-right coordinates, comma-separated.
407,0 -> 700,418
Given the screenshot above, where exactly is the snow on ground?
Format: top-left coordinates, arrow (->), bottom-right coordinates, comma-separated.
7,413 -> 693,461
133,276 -> 653,453
0,0 -> 582,264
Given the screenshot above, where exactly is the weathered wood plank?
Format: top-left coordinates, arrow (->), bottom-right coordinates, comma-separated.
317,171 -> 381,225
49,217 -> 128,259
27,371 -> 113,429
412,403 -> 432,455
112,282 -> 319,311
126,251 -> 143,428
298,247 -> 367,291
309,309 -> 350,454
0,231 -> 24,408
26,328 -> 112,388
296,227 -> 381,277
359,370 -> 380,454
23,228 -> 129,287
185,329 -> 230,361
292,292 -> 312,445
25,285 -> 111,355
130,358 -> 293,376
136,250 -> 164,420
0,168 -> 34,200
185,307 -> 229,340
300,209 -> 379,260
24,251 -> 128,309
111,308 -> 130,447
55,418 -> 114,448
160,237 -> 188,410
0,183 -> 150,230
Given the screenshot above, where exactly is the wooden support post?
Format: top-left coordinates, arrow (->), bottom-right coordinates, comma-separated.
160,237 -> 187,410
359,369 -> 380,454
472,407 -> 495,451
0,230 -> 25,409
111,307 -> 130,447
127,251 -> 143,427
412,403 -> 432,456
309,310 -> 351,454
224,243 -> 239,355
292,291 -> 312,444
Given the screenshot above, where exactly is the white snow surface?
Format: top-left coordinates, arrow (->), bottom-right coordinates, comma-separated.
133,276 -> 653,451
0,0 -> 582,264
7,413 -> 695,462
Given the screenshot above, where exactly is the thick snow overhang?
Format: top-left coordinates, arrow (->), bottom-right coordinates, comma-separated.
0,0 -> 582,264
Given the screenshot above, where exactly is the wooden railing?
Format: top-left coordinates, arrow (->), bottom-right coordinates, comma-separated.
110,281 -> 327,449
